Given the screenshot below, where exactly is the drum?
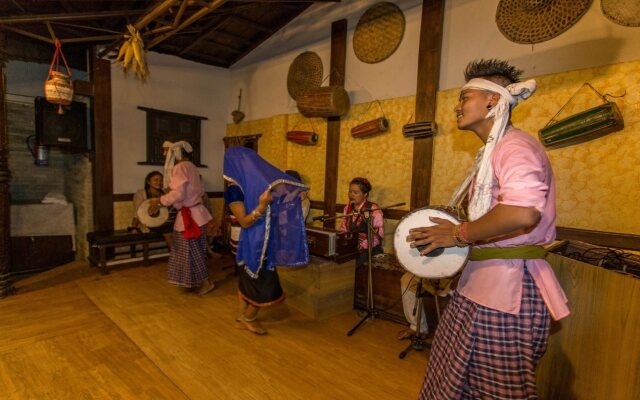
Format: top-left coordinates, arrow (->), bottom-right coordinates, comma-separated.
393,207 -> 469,279
137,199 -> 169,228
296,86 -> 350,118
351,117 -> 389,139
286,130 -> 318,145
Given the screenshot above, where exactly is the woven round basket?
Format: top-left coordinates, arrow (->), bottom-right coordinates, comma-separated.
287,51 -> 323,101
496,0 -> 592,44
353,2 -> 405,64
602,0 -> 640,27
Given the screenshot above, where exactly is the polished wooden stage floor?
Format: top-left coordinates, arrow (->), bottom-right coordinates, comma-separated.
0,259 -> 428,399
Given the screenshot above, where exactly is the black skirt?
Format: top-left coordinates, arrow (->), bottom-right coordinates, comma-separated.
238,266 -> 285,307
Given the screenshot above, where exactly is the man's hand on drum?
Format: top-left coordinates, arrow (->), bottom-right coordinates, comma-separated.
407,217 -> 457,255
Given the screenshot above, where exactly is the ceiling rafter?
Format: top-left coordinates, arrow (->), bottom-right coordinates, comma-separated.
178,14 -> 233,55
1,0 -> 329,69
230,3 -> 312,66
231,14 -> 271,33
0,10 -> 145,25
147,0 -> 228,49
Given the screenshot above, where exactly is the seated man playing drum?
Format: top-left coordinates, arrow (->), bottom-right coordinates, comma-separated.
408,59 -> 570,399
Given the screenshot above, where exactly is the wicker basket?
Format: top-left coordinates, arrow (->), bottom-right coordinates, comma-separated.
601,0 -> 640,27
495,0 -> 592,44
287,51 -> 323,101
297,86 -> 350,118
353,2 -> 405,64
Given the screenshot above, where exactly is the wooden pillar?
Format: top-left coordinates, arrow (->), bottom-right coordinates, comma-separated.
410,0 -> 445,209
90,55 -> 114,231
0,58 -> 15,297
322,18 -> 347,229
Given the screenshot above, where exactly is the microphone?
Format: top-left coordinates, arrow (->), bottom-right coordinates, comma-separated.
311,214 -> 329,221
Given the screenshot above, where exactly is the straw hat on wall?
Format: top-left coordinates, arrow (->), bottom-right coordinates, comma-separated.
496,0 -> 592,44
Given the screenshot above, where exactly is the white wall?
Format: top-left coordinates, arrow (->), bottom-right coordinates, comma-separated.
111,52 -> 230,193
229,0 -> 640,122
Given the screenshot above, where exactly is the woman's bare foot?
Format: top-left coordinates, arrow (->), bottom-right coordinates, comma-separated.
238,317 -> 267,335
197,280 -> 215,296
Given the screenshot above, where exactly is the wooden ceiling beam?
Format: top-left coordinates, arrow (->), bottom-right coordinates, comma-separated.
1,26 -> 53,44
0,10 -> 145,25
207,40 -> 242,53
219,32 -> 252,46
134,0 -> 181,31
45,21 -> 56,40
61,34 -> 122,44
147,0 -> 228,50
8,0 -> 25,13
97,0 -> 180,58
231,14 -> 271,33
179,15 -> 233,55
230,3 -> 312,65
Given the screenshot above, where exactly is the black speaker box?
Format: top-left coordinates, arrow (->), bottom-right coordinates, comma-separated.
35,96 -> 89,151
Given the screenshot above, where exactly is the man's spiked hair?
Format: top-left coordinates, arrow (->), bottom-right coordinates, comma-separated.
464,59 -> 523,84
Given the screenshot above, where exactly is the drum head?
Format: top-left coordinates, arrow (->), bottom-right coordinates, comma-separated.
393,207 -> 469,279
137,199 -> 169,228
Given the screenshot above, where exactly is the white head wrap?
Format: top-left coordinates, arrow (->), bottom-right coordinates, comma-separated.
449,78 -> 536,221
163,140 -> 193,189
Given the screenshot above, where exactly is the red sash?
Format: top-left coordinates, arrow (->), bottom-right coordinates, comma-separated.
180,207 -> 202,239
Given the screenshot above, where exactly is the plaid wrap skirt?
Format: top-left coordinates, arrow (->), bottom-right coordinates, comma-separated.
419,269 -> 550,400
167,226 -> 208,288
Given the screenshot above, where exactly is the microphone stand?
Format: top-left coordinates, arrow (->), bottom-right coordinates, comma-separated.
346,202 -> 406,337
398,278 -> 430,359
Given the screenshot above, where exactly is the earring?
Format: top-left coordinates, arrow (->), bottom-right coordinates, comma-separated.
486,104 -> 492,109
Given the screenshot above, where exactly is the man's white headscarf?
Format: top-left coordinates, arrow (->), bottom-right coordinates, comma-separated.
163,140 -> 193,188
449,78 -> 537,221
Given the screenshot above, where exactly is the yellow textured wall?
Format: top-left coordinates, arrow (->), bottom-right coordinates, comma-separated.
225,59 -> 640,237
113,198 -> 225,231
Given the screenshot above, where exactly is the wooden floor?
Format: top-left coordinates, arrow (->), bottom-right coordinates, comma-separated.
0,258 -> 428,399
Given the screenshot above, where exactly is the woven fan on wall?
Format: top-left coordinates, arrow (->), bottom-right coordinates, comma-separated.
353,2 -> 405,64
601,0 -> 640,27
287,51 -> 323,101
495,0 -> 592,44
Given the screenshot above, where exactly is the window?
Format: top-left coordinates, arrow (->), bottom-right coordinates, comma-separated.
137,106 -> 207,167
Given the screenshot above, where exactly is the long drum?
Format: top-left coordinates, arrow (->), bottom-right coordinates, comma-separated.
351,117 -> 389,138
297,86 -> 350,118
393,207 -> 469,279
286,130 -> 318,145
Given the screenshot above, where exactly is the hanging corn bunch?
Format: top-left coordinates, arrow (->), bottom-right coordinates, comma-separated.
116,25 -> 149,81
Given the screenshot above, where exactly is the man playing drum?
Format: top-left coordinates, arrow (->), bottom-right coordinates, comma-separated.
408,59 -> 570,399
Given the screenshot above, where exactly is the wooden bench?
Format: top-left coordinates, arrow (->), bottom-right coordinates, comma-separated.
86,230 -> 168,274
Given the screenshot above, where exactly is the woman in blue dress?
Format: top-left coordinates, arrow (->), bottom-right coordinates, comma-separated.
223,147 -> 309,335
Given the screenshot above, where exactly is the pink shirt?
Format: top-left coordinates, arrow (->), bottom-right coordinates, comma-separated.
339,202 -> 384,250
457,128 -> 570,320
160,161 -> 212,232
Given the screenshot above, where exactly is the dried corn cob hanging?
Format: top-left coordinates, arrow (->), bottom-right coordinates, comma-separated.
116,25 -> 149,81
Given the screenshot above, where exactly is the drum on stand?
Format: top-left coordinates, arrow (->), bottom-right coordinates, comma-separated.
393,207 -> 469,279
